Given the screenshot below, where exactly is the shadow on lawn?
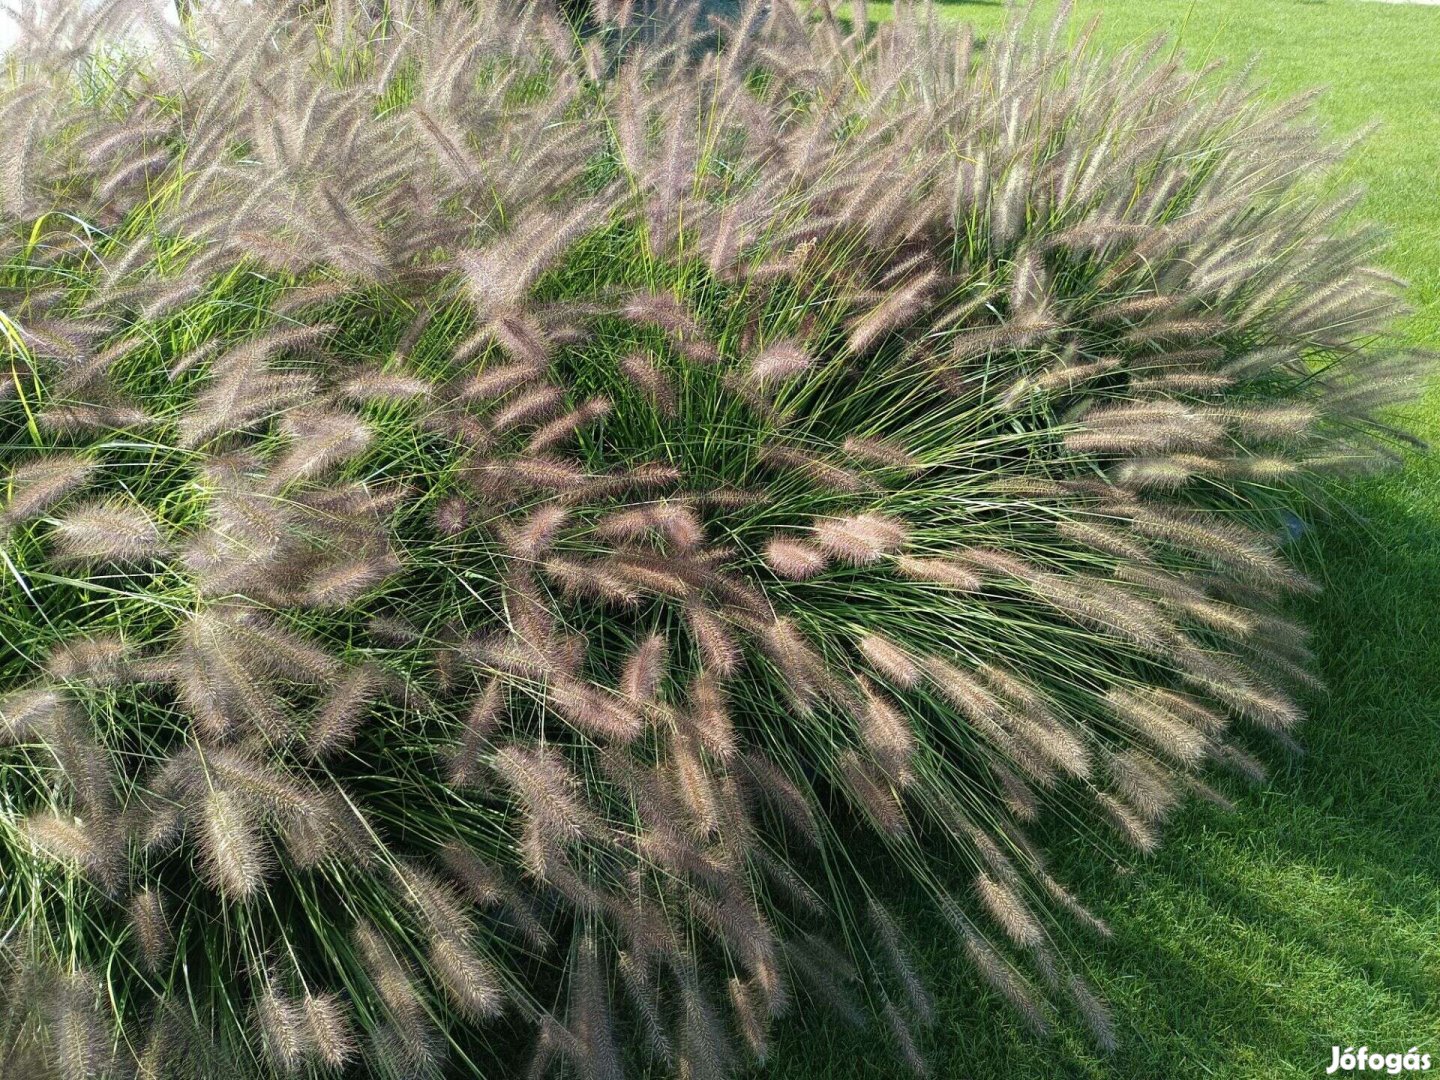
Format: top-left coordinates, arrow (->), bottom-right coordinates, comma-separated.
762,475 -> 1440,1079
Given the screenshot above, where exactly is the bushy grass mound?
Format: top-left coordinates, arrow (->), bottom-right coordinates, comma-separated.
0,1 -> 1425,1077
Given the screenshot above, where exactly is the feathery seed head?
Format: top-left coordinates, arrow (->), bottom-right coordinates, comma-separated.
764,536 -> 829,579
811,513 -> 909,565
50,498 -> 165,565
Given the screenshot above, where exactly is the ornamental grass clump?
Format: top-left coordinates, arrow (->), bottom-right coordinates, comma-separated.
0,1 -> 1426,1076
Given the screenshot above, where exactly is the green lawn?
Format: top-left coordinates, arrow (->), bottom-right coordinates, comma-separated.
767,2 -> 1440,1077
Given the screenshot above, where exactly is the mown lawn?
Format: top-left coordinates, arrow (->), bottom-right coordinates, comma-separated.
767,2 -> 1440,1077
